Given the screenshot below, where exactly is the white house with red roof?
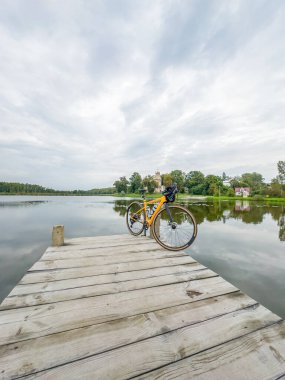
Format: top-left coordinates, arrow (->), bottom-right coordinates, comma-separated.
235,187 -> 251,197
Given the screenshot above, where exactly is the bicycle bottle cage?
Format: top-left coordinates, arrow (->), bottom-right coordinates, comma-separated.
163,184 -> 178,203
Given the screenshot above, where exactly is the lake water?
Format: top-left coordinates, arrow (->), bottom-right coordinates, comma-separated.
0,195 -> 284,317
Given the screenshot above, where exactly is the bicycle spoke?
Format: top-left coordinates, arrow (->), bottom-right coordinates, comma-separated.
126,202 -> 145,236
153,205 -> 197,251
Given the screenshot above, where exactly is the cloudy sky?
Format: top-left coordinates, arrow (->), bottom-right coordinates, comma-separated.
1,0 -> 284,189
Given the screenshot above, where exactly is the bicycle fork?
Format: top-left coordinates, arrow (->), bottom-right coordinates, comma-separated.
143,203 -> 173,236
164,203 -> 173,222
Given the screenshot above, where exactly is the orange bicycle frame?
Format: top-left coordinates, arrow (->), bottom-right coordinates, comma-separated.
142,195 -> 167,226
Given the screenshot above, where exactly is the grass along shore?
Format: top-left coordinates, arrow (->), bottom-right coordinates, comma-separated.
114,193 -> 285,202
1,192 -> 285,203
206,195 -> 285,202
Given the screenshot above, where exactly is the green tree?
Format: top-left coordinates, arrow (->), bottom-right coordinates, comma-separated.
129,172 -> 142,193
143,175 -> 157,194
230,176 -> 252,191
241,172 -> 265,194
113,176 -> 129,193
205,175 -> 223,196
266,178 -> 281,197
185,171 -> 205,195
277,161 -> 285,197
226,187 -> 235,197
170,170 -> 185,192
162,173 -> 173,187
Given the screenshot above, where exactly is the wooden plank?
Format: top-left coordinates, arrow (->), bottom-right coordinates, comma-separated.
20,256 -> 196,284
135,321 -> 285,380
31,251 -> 187,271
64,234 -> 140,243
9,263 -> 205,296
0,277 -> 238,345
46,237 -> 156,253
63,234 -> 164,245
0,292 -> 257,379
1,234 -> 281,380
1,269 -> 217,309
20,305 -> 282,380
41,242 -> 165,260
44,236 -> 160,253
61,234 -> 145,245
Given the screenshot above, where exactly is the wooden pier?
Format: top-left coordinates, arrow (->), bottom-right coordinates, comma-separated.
0,234 -> 285,379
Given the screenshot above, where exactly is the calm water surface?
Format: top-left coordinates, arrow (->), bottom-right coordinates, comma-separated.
0,195 -> 284,317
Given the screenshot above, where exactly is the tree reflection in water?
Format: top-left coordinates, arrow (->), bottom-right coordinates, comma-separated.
113,200 -> 129,217
113,199 -> 285,242
0,201 -> 47,208
278,211 -> 285,241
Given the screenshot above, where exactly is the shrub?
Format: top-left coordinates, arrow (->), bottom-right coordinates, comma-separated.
253,194 -> 264,201
226,188 -> 235,197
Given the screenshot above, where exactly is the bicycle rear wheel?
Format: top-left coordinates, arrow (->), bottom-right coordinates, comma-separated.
152,205 -> 197,251
126,201 -> 145,236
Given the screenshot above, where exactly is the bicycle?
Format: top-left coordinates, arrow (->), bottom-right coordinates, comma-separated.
126,183 -> 197,251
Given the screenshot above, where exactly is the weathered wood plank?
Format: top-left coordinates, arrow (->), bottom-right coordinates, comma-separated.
21,256 -> 196,284
31,251 -> 187,271
59,234 -> 146,245
46,236 -> 156,252
1,269 -> 217,309
64,234 -> 140,243
21,306 -> 282,380
63,234 -> 164,246
135,321 -> 285,380
41,242 -> 165,260
1,234 -> 281,380
0,292 -> 257,379
9,263 -> 205,296
0,277 -> 238,345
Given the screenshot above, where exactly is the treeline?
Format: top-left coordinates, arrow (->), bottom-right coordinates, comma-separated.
0,182 -> 116,195
1,161 -> 284,197
0,182 -> 57,194
113,161 -> 285,197
72,187 -> 116,195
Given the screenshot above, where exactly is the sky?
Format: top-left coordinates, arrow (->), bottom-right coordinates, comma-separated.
0,0 -> 285,190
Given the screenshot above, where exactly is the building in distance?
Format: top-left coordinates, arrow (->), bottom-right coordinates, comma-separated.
235,187 -> 251,197
152,171 -> 165,193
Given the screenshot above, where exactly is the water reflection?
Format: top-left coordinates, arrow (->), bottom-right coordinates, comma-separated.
112,198 -> 285,317
279,215 -> 285,241
113,199 -> 285,242
0,201 -> 47,208
235,201 -> 250,211
113,200 -> 128,217
0,196 -> 284,318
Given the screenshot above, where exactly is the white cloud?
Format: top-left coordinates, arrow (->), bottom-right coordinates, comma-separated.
0,0 -> 284,189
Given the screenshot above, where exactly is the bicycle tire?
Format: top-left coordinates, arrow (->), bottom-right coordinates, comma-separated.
152,205 -> 197,251
126,201 -> 145,236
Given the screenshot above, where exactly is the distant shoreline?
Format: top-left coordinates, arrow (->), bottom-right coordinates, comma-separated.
1,193 -> 284,203
0,193 -> 113,196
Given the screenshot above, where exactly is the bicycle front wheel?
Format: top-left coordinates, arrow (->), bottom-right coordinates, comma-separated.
126,201 -> 145,236
152,205 -> 197,251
